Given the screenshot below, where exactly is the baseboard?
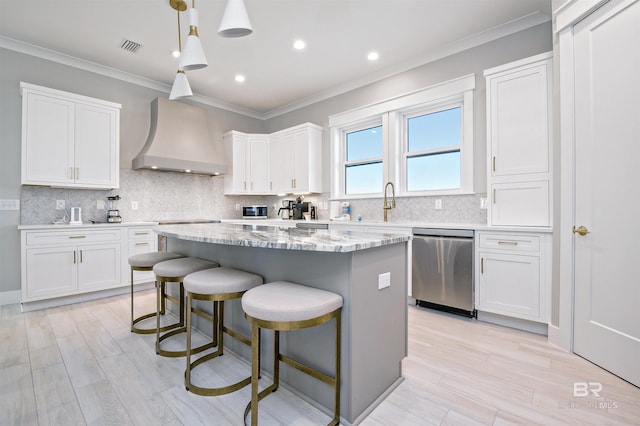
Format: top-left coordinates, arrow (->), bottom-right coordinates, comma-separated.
477,311 -> 548,335
0,290 -> 21,306
20,282 -> 155,312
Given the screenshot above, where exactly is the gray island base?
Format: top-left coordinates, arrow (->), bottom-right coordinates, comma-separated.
154,223 -> 410,425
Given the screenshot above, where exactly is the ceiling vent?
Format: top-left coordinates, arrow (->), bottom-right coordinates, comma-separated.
120,39 -> 142,53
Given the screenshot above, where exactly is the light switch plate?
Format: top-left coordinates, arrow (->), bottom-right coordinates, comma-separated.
435,199 -> 442,210
378,272 -> 391,290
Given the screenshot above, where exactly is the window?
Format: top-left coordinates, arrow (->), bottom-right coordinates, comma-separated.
330,74 -> 475,199
345,125 -> 383,194
405,105 -> 462,192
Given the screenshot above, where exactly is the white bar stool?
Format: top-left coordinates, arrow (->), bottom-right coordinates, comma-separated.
241,281 -> 343,426
152,257 -> 219,357
183,267 -> 263,396
128,251 -> 185,334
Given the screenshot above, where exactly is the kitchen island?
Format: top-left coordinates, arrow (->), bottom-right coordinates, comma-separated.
155,222 -> 411,425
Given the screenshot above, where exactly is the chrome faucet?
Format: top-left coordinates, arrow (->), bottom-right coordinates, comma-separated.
383,181 -> 396,222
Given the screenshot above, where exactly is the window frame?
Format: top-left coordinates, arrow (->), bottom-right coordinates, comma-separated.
342,117 -> 385,196
329,74 -> 475,200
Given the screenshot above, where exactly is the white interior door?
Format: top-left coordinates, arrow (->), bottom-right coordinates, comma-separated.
573,0 -> 640,387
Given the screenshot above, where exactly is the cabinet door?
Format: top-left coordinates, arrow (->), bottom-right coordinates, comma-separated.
24,247 -> 77,300
77,243 -> 121,292
291,130 -> 309,192
22,92 -> 75,185
488,63 -> 550,177
281,131 -> 297,192
248,136 -> 269,193
269,135 -> 285,194
232,133 -> 249,193
477,252 -> 540,321
75,103 -> 119,187
490,181 -> 549,226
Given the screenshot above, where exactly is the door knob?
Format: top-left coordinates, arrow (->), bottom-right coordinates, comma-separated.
572,225 -> 590,236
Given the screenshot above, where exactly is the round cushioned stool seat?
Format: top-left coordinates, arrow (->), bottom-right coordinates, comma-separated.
242,281 -> 343,323
184,267 -> 263,295
129,251 -> 184,269
153,257 -> 219,279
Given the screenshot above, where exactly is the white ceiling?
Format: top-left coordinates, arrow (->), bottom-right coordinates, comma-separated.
0,0 -> 551,118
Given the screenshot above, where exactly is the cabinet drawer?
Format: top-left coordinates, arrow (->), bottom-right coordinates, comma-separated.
26,229 -> 122,246
478,233 -> 539,252
128,227 -> 155,240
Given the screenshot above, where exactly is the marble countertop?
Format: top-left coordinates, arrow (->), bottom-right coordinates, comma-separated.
18,221 -> 158,230
155,222 -> 411,253
221,218 -> 553,234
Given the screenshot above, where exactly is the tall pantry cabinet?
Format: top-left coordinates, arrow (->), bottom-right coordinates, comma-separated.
476,52 -> 553,330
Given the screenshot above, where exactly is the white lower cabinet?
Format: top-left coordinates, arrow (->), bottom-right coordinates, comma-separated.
21,224 -> 157,306
475,230 -> 550,323
22,229 -> 122,302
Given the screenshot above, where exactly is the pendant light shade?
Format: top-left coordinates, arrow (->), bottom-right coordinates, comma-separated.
218,0 -> 253,38
169,70 -> 193,100
179,7 -> 208,70
169,0 -> 193,100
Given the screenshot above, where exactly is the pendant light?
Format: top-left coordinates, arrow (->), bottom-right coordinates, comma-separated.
179,0 -> 208,70
169,0 -> 193,99
218,0 -> 253,38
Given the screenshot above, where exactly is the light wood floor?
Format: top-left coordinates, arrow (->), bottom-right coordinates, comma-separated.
1,290 -> 638,425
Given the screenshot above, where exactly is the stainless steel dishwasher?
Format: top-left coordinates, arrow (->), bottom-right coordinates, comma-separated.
412,228 -> 475,317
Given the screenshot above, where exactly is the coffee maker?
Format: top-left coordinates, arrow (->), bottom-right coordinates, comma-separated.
106,195 -> 122,223
292,201 -> 310,220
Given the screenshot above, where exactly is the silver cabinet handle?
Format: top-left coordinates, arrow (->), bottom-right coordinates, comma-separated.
497,241 -> 518,246
69,235 -> 86,239
135,242 -> 149,246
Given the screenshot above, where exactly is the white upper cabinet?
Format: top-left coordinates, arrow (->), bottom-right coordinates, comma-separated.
224,131 -> 270,195
484,53 -> 552,227
21,82 -> 120,189
228,123 -> 322,195
271,123 -> 322,194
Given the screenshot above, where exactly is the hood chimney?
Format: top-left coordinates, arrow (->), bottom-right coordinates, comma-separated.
132,97 -> 227,175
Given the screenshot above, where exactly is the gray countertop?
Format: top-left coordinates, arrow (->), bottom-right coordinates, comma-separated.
154,222 -> 411,253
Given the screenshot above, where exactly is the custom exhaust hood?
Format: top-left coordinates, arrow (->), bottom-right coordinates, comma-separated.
132,97 -> 228,175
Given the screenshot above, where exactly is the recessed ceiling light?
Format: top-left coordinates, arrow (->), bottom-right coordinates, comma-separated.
367,51 -> 379,61
293,40 -> 306,50
235,74 -> 246,83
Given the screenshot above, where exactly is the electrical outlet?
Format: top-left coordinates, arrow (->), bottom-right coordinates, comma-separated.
97,200 -> 105,210
56,200 -> 65,210
131,201 -> 138,210
480,197 -> 488,209
235,203 -> 241,211
378,272 -> 391,290
435,199 -> 442,210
